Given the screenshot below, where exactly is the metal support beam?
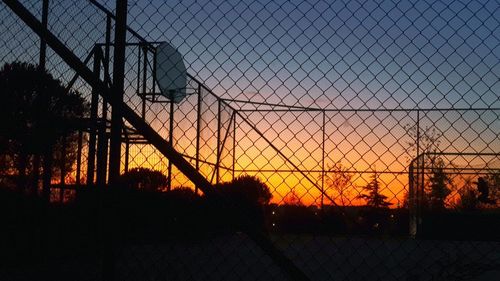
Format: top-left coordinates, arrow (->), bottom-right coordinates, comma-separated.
59,131 -> 67,202
86,47 -> 101,185
232,112 -> 236,181
232,108 -> 338,207
215,99 -> 221,184
108,0 -> 127,184
167,98 -> 174,191
38,0 -> 48,68
195,84 -> 202,193
96,16 -> 112,186
321,110 -> 325,209
96,115 -> 108,185
39,0 -> 49,200
124,140 -> 129,173
76,130 -> 83,185
141,46 -> 147,119
2,2 -> 310,279
1,0 -> 213,194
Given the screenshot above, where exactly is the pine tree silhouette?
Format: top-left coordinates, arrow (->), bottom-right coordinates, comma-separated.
357,171 -> 392,208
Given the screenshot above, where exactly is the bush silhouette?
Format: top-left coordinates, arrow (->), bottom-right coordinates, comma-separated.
117,167 -> 168,192
213,175 -> 272,231
215,175 -> 272,205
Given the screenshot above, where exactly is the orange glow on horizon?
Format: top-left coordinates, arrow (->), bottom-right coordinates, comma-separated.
121,141 -> 410,207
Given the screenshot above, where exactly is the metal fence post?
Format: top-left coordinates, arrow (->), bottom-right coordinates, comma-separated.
38,0 -> 48,67
195,83 -> 202,193
141,45 -> 147,119
216,99 -> 221,184
39,0 -> 50,200
416,111 -> 423,237
96,16 -> 111,186
232,111 -> 236,181
167,98 -> 174,191
87,47 -> 101,185
108,0 -> 127,184
321,110 -> 326,209
124,137 -> 130,173
409,162 -> 416,237
105,2 -> 127,280
76,130 -> 83,185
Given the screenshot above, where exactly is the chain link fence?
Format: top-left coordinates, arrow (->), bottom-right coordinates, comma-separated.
1,0 -> 500,280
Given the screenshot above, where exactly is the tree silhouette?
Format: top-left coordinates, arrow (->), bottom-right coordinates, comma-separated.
456,176 -> 478,211
283,190 -> 304,206
404,124 -> 455,210
427,159 -> 452,211
476,177 -> 495,205
357,171 -> 391,208
486,171 -> 500,205
322,161 -> 353,206
404,124 -> 442,164
213,175 -> 272,230
216,175 -> 272,206
117,167 -> 168,192
0,62 -> 88,196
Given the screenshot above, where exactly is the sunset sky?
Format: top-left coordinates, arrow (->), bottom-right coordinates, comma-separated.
100,0 -> 500,206
0,0 -> 498,206
113,0 -> 500,107
118,0 -> 498,206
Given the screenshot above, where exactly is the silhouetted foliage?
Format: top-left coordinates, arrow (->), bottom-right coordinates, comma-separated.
405,125 -> 441,163
117,167 -> 168,192
357,171 -> 392,208
402,191 -> 410,209
477,177 -> 495,205
427,160 -> 452,211
322,161 -> 353,206
0,62 -> 88,193
404,124 -> 442,164
272,205 -> 320,233
213,175 -> 272,231
455,177 -> 479,211
216,175 -> 272,205
486,171 -> 500,205
283,190 -> 304,206
404,124 -> 463,211
168,186 -> 200,201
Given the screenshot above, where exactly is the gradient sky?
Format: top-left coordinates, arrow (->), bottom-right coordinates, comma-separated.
105,0 -> 500,110
123,0 -> 499,205
2,0 -> 498,109
0,0 -> 499,205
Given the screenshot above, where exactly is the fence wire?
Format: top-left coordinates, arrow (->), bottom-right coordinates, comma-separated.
1,0 -> 500,280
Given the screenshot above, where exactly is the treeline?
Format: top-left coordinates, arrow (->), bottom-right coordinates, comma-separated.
0,174 -> 272,266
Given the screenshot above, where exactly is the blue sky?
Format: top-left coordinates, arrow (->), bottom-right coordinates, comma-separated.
1,0 -> 498,110
109,0 -> 500,110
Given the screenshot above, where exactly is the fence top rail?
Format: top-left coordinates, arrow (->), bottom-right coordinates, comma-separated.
416,152 -> 500,157
235,106 -> 500,113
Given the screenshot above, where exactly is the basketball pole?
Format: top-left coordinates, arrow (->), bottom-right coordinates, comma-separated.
109,0 -> 127,185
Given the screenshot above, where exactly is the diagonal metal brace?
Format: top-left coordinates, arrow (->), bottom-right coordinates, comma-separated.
1,1 -> 310,279
1,0 -> 214,195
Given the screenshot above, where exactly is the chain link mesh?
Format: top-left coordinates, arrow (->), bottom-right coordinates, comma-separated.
1,0 -> 499,280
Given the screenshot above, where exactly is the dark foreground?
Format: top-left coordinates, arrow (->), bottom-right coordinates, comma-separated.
1,233 -> 499,281
1,188 -> 499,280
